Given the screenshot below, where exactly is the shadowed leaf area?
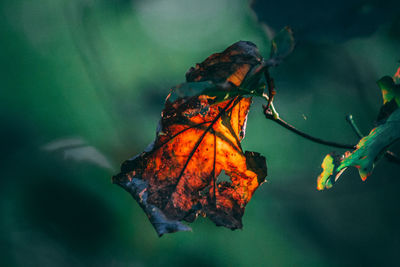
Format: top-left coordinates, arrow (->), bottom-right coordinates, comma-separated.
113,41 -> 268,236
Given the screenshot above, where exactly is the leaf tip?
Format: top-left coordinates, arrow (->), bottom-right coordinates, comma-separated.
359,170 -> 370,181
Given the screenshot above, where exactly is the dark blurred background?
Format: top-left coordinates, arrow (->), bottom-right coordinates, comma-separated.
1,0 -> 400,266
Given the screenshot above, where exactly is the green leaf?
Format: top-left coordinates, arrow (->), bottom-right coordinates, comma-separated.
317,109 -> 400,190
269,26 -> 295,61
317,66 -> 400,190
338,109 -> 400,180
316,154 -> 336,190
394,66 -> 400,84
376,76 -> 400,107
376,67 -> 400,123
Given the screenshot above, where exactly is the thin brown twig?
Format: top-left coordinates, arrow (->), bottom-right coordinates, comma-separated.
264,69 -> 276,111
264,108 -> 400,165
262,66 -> 355,149
262,65 -> 400,164
345,115 -> 364,139
263,108 -> 356,149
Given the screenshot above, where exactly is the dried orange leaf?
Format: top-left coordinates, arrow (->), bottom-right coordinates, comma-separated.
113,41 -> 268,236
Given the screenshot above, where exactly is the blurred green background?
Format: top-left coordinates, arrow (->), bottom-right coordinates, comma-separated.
1,0 -> 400,266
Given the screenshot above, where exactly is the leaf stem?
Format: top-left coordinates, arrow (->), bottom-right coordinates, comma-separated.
264,109 -> 400,164
262,93 -> 279,119
262,57 -> 400,163
346,115 -> 364,139
262,67 -> 279,119
263,69 -> 276,112
263,108 -> 356,149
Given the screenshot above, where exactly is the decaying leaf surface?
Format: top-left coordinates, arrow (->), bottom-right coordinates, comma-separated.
317,68 -> 400,190
113,41 -> 268,236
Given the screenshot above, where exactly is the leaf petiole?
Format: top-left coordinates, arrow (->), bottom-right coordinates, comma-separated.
262,93 -> 279,119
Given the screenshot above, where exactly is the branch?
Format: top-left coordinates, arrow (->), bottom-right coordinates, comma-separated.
263,68 -> 276,112
260,67 -> 355,149
262,67 -> 400,164
263,108 -> 355,149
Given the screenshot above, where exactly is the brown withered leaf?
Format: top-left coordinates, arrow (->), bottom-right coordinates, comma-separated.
113,41 -> 268,236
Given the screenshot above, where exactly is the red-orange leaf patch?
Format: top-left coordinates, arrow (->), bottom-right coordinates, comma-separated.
113,41 -> 268,236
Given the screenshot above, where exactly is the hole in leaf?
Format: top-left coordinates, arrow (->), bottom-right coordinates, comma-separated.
217,170 -> 231,184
